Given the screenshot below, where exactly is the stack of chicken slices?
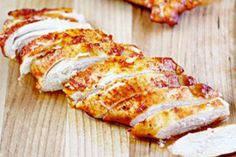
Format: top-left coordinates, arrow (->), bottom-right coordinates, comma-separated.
0,8 -> 231,142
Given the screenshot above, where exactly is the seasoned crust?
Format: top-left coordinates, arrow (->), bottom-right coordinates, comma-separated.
73,71 -> 217,119
8,8 -> 73,19
6,8 -> 78,24
18,29 -> 113,63
103,83 -> 219,125
30,43 -> 142,80
64,56 -> 184,100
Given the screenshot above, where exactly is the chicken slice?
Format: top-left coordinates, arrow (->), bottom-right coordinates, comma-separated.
72,72 -> 217,120
0,7 -> 89,58
31,43 -> 142,92
130,97 -> 230,139
104,83 -> 220,126
19,29 -> 113,75
0,19 -> 91,58
64,56 -> 184,102
169,124 -> 236,157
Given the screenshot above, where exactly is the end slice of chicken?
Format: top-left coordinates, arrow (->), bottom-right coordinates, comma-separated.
130,97 -> 230,139
169,124 -> 236,157
1,19 -> 91,58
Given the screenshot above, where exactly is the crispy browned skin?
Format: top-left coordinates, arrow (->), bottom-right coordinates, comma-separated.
126,0 -> 212,26
130,98 -> 226,139
18,29 -> 113,63
64,56 -> 184,101
30,43 -> 142,80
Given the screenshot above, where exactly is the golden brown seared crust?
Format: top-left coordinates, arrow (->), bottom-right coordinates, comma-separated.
126,0 -> 212,26
2,8 -> 72,30
73,72 -> 217,119
64,56 -> 184,99
8,8 -> 72,18
130,98 -> 225,139
2,8 -> 80,31
0,19 -> 39,56
103,82 -> 219,125
7,8 -> 78,22
30,43 -> 142,80
18,29 -> 113,63
73,74 -> 151,118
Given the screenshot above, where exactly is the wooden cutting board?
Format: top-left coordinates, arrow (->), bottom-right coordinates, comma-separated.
0,0 -> 235,156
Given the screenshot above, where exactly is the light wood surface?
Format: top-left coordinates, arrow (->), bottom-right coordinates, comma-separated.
0,0 -> 235,157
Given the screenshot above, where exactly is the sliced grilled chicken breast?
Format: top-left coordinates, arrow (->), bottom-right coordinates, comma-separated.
130,97 -> 230,139
19,29 -> 112,75
0,7 -> 231,143
169,124 -> 236,157
73,72 -> 218,122
31,43 -> 142,92
64,56 -> 184,102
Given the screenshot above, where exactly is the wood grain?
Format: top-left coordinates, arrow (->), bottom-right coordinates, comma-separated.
0,0 -> 235,157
